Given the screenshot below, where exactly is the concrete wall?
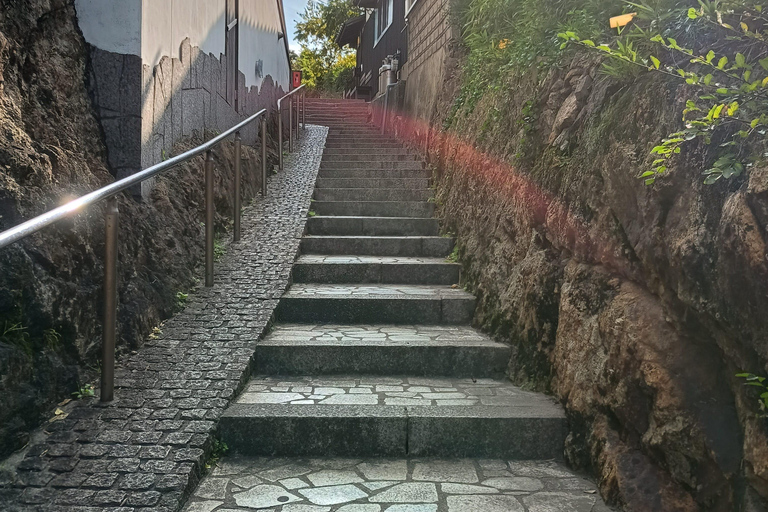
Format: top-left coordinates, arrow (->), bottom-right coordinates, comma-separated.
74,0 -> 141,55
401,0 -> 452,123
75,0 -> 290,198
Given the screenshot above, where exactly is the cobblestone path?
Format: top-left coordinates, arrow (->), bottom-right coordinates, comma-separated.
0,126 -> 328,511
181,100 -> 612,511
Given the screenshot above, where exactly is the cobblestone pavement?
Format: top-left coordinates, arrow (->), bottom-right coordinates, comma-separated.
0,126 -> 329,511
182,456 -> 612,511
236,376 -> 558,407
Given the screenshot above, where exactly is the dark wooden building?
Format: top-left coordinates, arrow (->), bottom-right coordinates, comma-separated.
336,0 -> 409,100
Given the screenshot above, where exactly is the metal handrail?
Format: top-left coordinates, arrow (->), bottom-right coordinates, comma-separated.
0,107 -> 270,402
277,84 -> 306,170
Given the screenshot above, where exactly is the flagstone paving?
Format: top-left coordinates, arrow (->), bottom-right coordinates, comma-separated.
183,457 -> 612,512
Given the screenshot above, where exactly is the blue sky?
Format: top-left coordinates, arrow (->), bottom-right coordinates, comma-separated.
283,0 -> 309,53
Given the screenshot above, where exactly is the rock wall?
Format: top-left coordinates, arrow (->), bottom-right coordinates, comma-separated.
0,0 -> 280,458
396,47 -> 768,511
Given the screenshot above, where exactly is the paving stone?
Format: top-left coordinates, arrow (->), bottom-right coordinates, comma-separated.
233,484 -> 302,508
447,494 -> 524,511
194,478 -> 229,499
298,484 -> 368,506
412,461 -> 478,483
368,483 -> 438,503
522,491 -> 598,512
482,476 -> 544,491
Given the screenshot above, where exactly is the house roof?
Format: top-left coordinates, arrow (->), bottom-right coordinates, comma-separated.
335,14 -> 366,48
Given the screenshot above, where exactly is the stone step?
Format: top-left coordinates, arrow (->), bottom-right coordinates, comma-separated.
292,255 -> 458,284
319,161 -> 424,170
220,375 -> 567,458
306,216 -> 439,237
323,147 -> 415,155
321,153 -> 418,162
318,169 -> 430,179
254,324 -> 508,377
313,188 -> 431,202
312,201 -> 435,218
315,177 -> 429,189
183,456 -> 609,512
323,142 -> 404,149
301,235 -> 453,257
275,284 -> 474,324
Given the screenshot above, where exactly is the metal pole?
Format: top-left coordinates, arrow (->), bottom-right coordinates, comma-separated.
296,94 -> 301,141
261,115 -> 267,197
302,92 -> 306,131
101,197 -> 118,403
233,132 -> 241,242
278,108 -> 284,171
288,97 -> 294,153
205,150 -> 215,287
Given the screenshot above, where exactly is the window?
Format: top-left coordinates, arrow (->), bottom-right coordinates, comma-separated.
375,0 -> 393,45
405,0 -> 419,14
225,0 -> 239,110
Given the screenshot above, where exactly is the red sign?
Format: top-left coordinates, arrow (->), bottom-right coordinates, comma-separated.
292,71 -> 302,88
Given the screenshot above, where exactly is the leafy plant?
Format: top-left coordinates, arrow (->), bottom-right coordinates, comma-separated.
175,292 -> 189,313
205,437 -> 230,471
560,0 -> 768,185
446,246 -> 460,262
307,210 -> 317,217
736,372 -> 768,415
72,383 -> 95,400
42,328 -> 61,350
214,238 -> 226,262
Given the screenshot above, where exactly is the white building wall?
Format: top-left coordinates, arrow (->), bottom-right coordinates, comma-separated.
239,0 -> 291,89
140,0 -> 226,70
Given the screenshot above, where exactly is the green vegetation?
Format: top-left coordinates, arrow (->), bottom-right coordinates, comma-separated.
736,372 -> 768,416
294,0 -> 361,93
214,238 -> 226,262
452,0 -> 768,186
562,1 -> 768,185
446,246 -> 460,263
205,437 -> 230,471
175,291 -> 189,313
72,383 -> 95,400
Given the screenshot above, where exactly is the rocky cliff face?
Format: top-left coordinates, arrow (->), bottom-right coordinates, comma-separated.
0,0 -> 274,457
404,49 -> 768,510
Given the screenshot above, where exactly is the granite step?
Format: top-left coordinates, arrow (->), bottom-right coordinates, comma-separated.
312,201 -> 435,218
300,235 -> 453,257
314,188 -> 431,202
315,178 -> 429,189
317,169 -> 430,179
319,161 -> 424,171
322,153 -> 418,162
253,324 -> 509,377
306,216 -> 439,237
292,255 -> 458,284
220,375 -> 567,458
275,284 -> 475,324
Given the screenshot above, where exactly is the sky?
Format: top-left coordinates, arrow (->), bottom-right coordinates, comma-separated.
283,0 -> 309,53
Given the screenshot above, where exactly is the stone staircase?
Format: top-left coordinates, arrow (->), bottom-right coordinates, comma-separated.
183,99 -> 611,511
218,99 -> 567,458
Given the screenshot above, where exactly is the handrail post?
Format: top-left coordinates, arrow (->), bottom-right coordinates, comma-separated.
261,115 -> 268,196
233,132 -> 242,242
288,97 -> 294,153
278,108 -> 284,171
101,197 -> 118,402
302,92 -> 306,131
205,150 -> 215,287
296,94 -> 301,141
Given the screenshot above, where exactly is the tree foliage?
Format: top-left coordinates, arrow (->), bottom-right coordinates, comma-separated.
294,0 -> 360,93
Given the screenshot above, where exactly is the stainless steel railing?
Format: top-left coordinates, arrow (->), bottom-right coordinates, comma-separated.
0,108 -> 269,402
277,84 -> 306,170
